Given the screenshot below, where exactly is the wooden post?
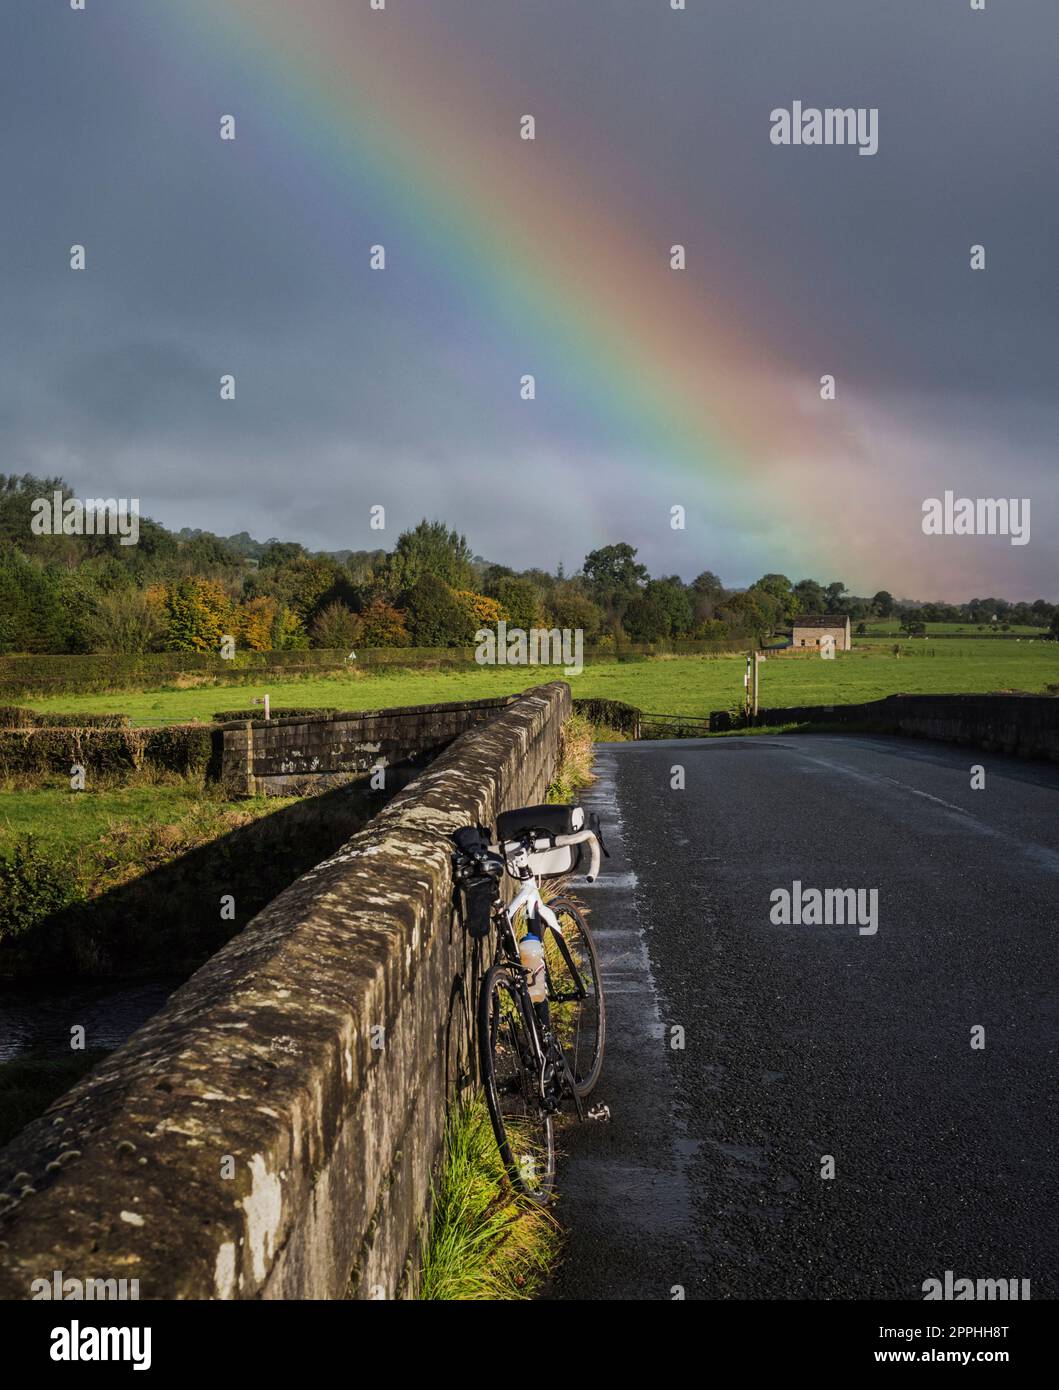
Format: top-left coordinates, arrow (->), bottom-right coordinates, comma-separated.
753,651 -> 761,719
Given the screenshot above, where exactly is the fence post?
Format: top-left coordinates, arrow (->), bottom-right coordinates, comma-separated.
753,652 -> 761,719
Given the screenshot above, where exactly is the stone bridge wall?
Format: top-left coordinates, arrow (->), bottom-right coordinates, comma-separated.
710,692 -> 1059,761
0,682 -> 572,1300
219,695 -> 515,796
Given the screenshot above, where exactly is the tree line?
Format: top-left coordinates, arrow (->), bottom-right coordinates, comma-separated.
0,474 -> 1055,656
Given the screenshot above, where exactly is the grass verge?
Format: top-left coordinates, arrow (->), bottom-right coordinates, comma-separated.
418,1094 -> 562,1300
547,712 -> 596,802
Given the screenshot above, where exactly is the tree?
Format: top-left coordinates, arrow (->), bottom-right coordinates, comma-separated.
0,544 -> 65,653
161,577 -> 234,652
623,592 -> 671,641
1031,599 -> 1055,628
643,577 -> 694,637
824,581 -> 849,613
750,574 -> 796,624
454,589 -> 507,630
871,590 -> 896,618
480,563 -> 515,594
279,554 -> 345,625
691,570 -> 725,600
345,549 -> 387,591
690,570 -> 726,625
494,576 -> 541,630
719,590 -> 773,639
387,520 -> 474,592
259,540 -> 306,569
53,567 -> 106,653
403,573 -> 475,647
271,605 -> 309,650
582,544 -> 648,609
237,595 -> 278,651
83,587 -> 167,654
310,600 -> 361,650
792,579 -> 826,614
359,598 -> 409,647
545,587 -> 604,642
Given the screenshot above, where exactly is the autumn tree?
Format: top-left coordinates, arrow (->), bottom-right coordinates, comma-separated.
454,589 -> 507,631
162,577 -> 234,652
237,595 -> 278,651
310,600 -> 361,649
358,598 -> 409,647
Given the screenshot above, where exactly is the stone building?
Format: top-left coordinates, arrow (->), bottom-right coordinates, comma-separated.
790,614 -> 852,651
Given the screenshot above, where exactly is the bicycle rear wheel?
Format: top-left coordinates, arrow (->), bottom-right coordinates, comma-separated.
478,964 -> 556,1202
543,898 -> 605,1098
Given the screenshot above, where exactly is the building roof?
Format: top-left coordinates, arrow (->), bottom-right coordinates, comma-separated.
791,614 -> 850,628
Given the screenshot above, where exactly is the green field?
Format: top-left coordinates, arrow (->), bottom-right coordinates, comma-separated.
859,621 -> 1042,637
24,640 -> 1059,725
0,779 -> 283,860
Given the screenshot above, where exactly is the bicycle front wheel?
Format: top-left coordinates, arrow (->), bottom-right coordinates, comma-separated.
478,964 -> 556,1203
543,897 -> 605,1098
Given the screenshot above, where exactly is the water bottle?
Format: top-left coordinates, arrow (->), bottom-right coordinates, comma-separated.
519,934 -> 547,1003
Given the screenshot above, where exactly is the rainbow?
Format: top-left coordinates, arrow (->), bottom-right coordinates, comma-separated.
137,0 -> 867,579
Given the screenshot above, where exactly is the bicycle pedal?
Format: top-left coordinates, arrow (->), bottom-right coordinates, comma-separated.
586,1103 -> 611,1123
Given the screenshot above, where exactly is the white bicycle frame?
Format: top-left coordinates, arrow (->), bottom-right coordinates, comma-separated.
505,871 -> 561,939
490,827 -> 601,943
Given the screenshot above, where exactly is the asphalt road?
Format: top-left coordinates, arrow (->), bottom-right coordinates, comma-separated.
548,735 -> 1059,1301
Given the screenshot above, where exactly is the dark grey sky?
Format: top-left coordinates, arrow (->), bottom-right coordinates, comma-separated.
1,0 -> 1055,597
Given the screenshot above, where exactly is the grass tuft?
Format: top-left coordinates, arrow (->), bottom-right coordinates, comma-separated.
547,712 -> 596,802
417,1095 -> 562,1300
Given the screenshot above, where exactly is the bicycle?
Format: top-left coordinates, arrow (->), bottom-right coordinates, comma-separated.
452,803 -> 608,1203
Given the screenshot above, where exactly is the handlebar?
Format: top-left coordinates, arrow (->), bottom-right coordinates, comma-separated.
488,827 -> 602,883
555,828 -> 602,883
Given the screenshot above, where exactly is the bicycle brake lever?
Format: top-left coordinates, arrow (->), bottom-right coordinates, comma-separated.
590,815 -> 611,858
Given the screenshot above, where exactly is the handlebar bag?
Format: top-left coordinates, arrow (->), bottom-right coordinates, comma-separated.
496,803 -> 586,878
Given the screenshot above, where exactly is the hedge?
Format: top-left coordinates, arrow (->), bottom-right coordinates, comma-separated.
211,705 -> 338,723
0,705 -> 36,728
0,725 -> 217,778
572,698 -> 643,736
0,649 -> 360,699
0,706 -> 128,729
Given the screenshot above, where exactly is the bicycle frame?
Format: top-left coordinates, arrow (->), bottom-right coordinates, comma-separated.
501,876 -> 559,954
